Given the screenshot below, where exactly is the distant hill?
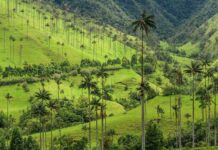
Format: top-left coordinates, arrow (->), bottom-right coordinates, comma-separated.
52,0 -> 217,41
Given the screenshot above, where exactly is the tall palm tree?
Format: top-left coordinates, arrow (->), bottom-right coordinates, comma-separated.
69,82 -> 74,99
3,27 -> 8,52
19,37 -> 23,65
205,68 -> 214,146
47,99 -> 58,150
96,65 -> 109,150
184,61 -> 203,148
9,35 -> 16,62
53,74 -> 62,101
5,93 -> 13,150
48,35 -> 52,49
35,89 -> 51,150
26,19 -> 29,38
132,11 -> 156,150
79,73 -> 97,150
91,97 -> 101,150
174,67 -> 184,150
5,93 -> 13,125
213,77 -> 218,149
201,54 -> 211,143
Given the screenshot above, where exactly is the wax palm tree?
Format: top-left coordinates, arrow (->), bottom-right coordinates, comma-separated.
79,73 -> 97,150
196,87 -> 207,121
48,35 -> 52,49
132,11 -> 156,150
80,44 -> 85,59
53,74 -> 62,101
172,104 -> 179,146
9,35 -> 16,62
5,93 -> 13,126
26,19 -> 29,38
47,99 -> 58,150
100,103 -> 106,150
205,68 -> 215,146
213,77 -> 218,148
91,97 -> 101,150
35,89 -> 51,150
184,61 -> 203,148
96,65 -> 109,128
19,37 -> 23,65
174,67 -> 184,150
70,82 -> 74,99
3,27 -> 8,51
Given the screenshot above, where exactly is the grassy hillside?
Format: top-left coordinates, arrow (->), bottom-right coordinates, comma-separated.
0,68 -> 141,119
0,0 -> 136,67
32,95 -> 207,141
172,0 -> 218,44
178,14 -> 218,56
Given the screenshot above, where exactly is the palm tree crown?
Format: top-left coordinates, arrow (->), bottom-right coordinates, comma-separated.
184,61 -> 203,76
132,11 -> 156,35
35,89 -> 51,102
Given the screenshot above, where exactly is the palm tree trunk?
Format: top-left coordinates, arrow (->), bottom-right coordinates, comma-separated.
88,88 -> 92,150
101,106 -> 104,150
7,0 -> 10,24
141,31 -> 145,150
59,127 -> 61,150
6,100 -> 9,149
170,95 -> 172,119
202,108 -> 204,121
214,88 -> 217,149
96,108 -> 98,150
50,109 -> 53,150
40,116 -> 42,150
208,98 -> 211,146
192,74 -> 195,148
178,95 -> 182,150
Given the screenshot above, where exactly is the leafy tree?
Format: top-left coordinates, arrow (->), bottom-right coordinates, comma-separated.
23,136 -> 40,150
72,137 -> 88,150
0,130 -> 6,150
131,54 -> 138,67
145,121 -> 164,150
118,134 -> 140,150
10,128 -> 23,150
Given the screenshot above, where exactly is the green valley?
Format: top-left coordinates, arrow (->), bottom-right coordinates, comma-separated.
0,0 -> 218,150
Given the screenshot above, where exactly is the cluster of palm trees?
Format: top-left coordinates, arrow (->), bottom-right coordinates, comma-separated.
1,0 -> 138,66
132,10 -> 218,150
168,59 -> 218,149
79,65 -> 110,150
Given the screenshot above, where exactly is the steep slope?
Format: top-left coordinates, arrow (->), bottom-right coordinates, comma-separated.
178,14 -> 218,56
172,0 -> 218,44
0,0 -> 136,67
53,0 -> 211,39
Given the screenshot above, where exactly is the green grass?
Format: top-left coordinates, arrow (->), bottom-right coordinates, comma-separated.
178,42 -> 200,56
